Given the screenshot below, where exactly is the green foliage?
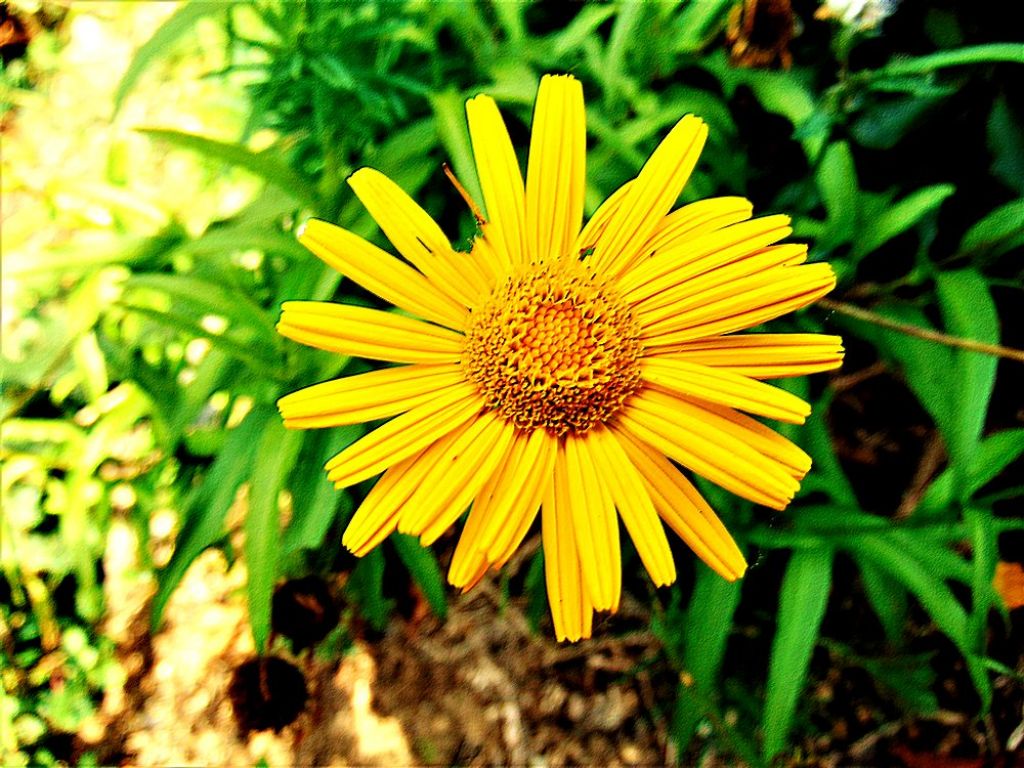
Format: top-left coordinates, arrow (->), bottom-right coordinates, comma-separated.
4,1 -> 1023,765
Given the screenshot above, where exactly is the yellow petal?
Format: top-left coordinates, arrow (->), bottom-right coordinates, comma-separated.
525,74 -> 586,262
278,301 -> 464,364
448,503 -> 492,590
466,94 -> 526,266
343,419 -> 480,556
616,196 -> 754,275
397,411 -> 516,546
324,383 -> 482,488
543,454 -> 594,642
342,443 -> 449,557
636,243 -> 807,328
473,428 -> 556,563
619,214 -> 793,303
641,357 -> 811,424
619,389 -> 802,510
665,333 -> 845,379
634,244 -> 802,331
277,363 -> 464,429
589,428 -> 676,587
613,425 -> 747,580
685,398 -> 812,478
298,218 -> 467,329
641,262 -> 837,347
347,168 -> 489,307
589,115 -> 708,276
573,181 -> 633,257
563,434 -> 621,612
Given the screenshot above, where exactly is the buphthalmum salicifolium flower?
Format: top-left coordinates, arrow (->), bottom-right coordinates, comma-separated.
277,74 -> 843,642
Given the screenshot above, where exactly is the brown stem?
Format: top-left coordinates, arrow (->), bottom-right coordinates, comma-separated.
820,298 -> 1024,363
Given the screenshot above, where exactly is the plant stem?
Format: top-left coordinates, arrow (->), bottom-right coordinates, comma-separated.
820,299 -> 1024,363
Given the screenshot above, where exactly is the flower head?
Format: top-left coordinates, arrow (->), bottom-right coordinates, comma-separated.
277,74 -> 843,641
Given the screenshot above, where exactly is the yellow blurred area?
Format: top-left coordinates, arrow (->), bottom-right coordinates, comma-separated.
1,1 -> 260,310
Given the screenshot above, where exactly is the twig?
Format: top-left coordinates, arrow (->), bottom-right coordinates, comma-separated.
820,299 -> 1024,363
895,433 -> 947,520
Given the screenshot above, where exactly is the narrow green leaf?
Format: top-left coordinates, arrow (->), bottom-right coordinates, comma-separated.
169,347 -> 231,447
801,392 -> 858,506
151,407 -> 271,629
245,420 -> 303,652
430,89 -> 484,214
988,97 -> 1024,194
137,129 -> 318,208
859,560 -> 907,644
671,0 -> 733,52
115,302 -> 284,381
966,508 -> 1000,658
282,427 -> 363,555
875,43 -> 1024,78
848,535 -> 968,652
817,141 -> 858,247
346,549 -> 393,631
935,270 -> 999,485
524,550 -> 547,633
853,184 -> 955,259
674,567 -> 744,751
762,548 -> 833,760
969,429 -> 1024,494
392,534 -> 448,619
604,1 -> 645,99
857,652 -> 939,714
124,273 -> 279,344
959,198 -> 1024,257
113,2 -> 224,116
550,5 -> 617,57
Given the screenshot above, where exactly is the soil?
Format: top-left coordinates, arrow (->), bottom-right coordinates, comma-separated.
78,504 -> 1023,768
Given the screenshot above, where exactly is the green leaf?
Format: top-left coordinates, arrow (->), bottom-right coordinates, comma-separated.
282,427 -> 363,555
841,303 -> 953,433
859,560 -> 907,644
959,198 -> 1024,258
848,535 -> 969,652
137,129 -> 318,209
801,392 -> 858,506
550,5 -> 617,57
524,550 -> 547,633
113,2 -> 225,116
762,548 -> 833,760
392,534 -> 448,619
988,97 -> 1024,194
124,273 -> 279,345
151,407 -> 272,629
966,508 -> 1000,658
245,420 -> 303,652
858,652 -> 939,714
816,141 -> 859,248
346,548 -> 393,631
671,0 -> 733,52
968,429 -> 1024,495
935,270 -> 999,484
852,184 -> 955,259
115,302 -> 284,381
874,43 -> 1024,78
674,567 -> 744,752
430,88 -> 484,215
850,96 -> 944,150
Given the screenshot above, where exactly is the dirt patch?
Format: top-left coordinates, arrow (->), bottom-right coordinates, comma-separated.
86,522 -> 411,767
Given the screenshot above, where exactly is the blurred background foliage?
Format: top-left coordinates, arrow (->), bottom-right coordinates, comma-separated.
1,1 -> 1022,765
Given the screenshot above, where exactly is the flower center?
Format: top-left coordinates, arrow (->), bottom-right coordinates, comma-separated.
462,259 -> 643,435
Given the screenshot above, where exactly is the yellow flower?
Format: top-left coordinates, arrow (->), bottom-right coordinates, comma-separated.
277,74 -> 842,642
